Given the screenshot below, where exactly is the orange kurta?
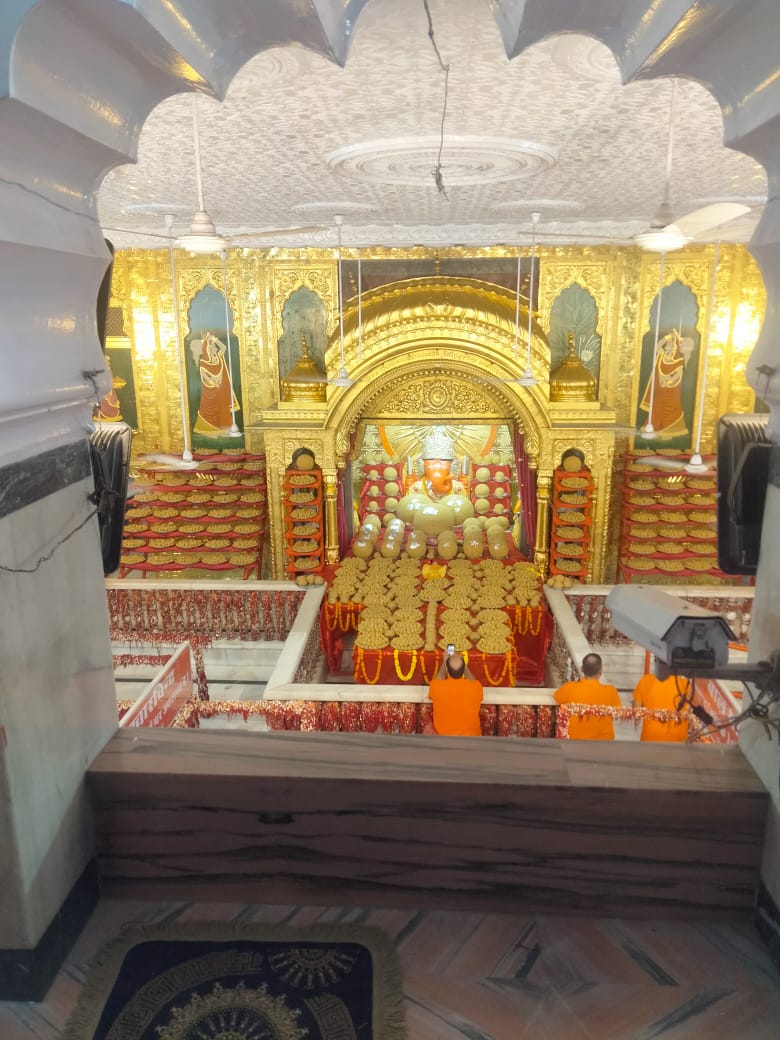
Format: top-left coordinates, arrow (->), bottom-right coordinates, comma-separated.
554,677 -> 622,740
428,676 -> 483,736
632,674 -> 690,742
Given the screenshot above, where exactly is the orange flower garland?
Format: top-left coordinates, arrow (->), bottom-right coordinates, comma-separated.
478,650 -> 515,687
513,605 -> 543,637
354,647 -> 383,684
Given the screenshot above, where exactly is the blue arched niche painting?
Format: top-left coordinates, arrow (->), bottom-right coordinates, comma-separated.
548,283 -> 602,387
277,285 -> 328,388
185,285 -> 244,448
634,279 -> 700,450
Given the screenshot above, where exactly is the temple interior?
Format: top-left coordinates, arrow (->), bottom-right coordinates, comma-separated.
2,1 -> 780,1033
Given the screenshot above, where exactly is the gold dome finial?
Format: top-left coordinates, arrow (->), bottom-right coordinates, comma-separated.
280,334 -> 327,403
549,331 -> 597,402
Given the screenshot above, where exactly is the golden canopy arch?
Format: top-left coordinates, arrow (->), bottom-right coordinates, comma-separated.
325,276 -> 551,460
263,274 -> 616,580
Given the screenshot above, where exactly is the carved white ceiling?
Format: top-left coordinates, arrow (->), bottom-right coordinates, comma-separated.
97,0 -> 767,251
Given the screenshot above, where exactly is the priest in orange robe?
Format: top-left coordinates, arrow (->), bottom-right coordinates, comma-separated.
632,672 -> 690,742
554,653 -> 622,740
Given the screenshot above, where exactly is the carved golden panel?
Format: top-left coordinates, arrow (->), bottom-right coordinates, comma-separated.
371,376 -> 503,418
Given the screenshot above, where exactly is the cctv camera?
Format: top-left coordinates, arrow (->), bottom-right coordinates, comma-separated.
605,585 -> 734,671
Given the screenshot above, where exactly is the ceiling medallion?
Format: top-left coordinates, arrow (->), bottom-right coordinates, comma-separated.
327,136 -> 557,187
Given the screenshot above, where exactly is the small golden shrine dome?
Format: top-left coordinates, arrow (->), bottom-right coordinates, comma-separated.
281,334 -> 327,403
549,333 -> 597,402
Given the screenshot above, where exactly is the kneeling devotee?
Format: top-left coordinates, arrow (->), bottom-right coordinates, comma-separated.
632,670 -> 690,742
554,653 -> 622,740
428,652 -> 483,736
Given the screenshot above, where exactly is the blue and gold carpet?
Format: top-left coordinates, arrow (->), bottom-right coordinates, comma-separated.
63,922 -> 405,1040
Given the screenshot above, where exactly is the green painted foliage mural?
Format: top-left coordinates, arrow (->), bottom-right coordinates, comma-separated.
548,283 -> 601,385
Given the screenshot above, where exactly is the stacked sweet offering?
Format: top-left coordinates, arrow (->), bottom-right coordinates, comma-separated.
331,555 -> 543,655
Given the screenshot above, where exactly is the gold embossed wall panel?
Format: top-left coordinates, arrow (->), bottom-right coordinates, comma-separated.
367,375 -> 506,422
723,247 -> 764,420
268,259 -> 337,390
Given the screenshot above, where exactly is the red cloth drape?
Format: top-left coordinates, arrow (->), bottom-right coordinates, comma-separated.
513,427 -> 536,550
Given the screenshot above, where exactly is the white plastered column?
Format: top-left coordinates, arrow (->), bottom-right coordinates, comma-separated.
0,0 -> 355,955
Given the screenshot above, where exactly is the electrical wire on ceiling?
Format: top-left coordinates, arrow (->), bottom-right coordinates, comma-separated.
423,0 -> 449,200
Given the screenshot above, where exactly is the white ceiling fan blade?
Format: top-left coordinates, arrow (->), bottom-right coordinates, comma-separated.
225,225 -> 329,242
101,225 -> 172,241
137,452 -> 199,471
635,454 -> 715,474
672,202 -> 750,240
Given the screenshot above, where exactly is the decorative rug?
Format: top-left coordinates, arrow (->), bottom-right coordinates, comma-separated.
63,922 -> 405,1040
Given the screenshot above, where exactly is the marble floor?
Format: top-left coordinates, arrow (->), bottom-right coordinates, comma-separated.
2,899 -> 779,1039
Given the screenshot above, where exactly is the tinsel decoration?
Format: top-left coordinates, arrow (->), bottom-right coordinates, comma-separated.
479,704 -> 497,736
496,704 -> 515,736
555,703 -> 696,739
319,702 -> 342,731
536,705 -> 555,738
516,705 -> 537,737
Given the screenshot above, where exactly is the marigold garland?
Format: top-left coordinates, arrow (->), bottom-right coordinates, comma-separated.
324,601 -> 361,632
354,647 -> 383,685
513,605 -> 543,637
393,648 -> 418,682
479,650 -> 514,687
418,651 -> 440,685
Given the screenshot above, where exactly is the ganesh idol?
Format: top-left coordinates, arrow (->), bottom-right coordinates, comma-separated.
398,428 -> 475,533
409,428 -> 467,500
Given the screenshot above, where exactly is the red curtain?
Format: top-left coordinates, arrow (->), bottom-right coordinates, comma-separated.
513,427 -> 536,550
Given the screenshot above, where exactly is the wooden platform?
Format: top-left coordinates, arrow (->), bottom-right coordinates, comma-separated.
87,729 -> 768,918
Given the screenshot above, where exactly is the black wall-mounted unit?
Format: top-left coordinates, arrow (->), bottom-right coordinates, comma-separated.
717,413 -> 770,575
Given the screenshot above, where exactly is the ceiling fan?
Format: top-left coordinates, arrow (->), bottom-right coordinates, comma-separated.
101,95 -> 327,252
517,82 -> 752,252
633,81 -> 749,253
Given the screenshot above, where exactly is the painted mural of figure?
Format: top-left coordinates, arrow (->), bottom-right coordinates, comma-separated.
639,329 -> 691,438
194,332 -> 239,436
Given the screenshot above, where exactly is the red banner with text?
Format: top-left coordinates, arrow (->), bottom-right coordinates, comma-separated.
120,642 -> 194,728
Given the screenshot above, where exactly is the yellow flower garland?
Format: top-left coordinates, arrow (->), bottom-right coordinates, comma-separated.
514,605 -> 542,636
354,646 -> 383,685
419,651 -> 440,685
393,648 -> 418,682
480,650 -> 514,687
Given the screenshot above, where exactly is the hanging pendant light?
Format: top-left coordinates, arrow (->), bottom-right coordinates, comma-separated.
640,251 -> 666,439
220,248 -> 242,437
516,211 -> 540,387
330,214 -> 354,387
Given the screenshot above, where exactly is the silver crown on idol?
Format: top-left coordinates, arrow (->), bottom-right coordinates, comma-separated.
421,426 -> 455,461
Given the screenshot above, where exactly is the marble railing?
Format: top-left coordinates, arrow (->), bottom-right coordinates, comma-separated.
544,585 -> 755,693
562,585 -> 754,648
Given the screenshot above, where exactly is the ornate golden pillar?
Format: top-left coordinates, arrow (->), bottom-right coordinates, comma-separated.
261,419 -> 335,579
323,470 -> 339,565
534,474 -> 552,575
